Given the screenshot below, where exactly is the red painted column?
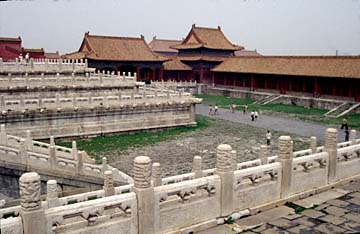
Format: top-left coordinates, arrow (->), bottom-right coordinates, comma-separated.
303,81 -> 306,92
136,66 -> 140,81
200,67 -> 204,83
233,75 -> 236,87
250,75 -> 254,91
314,78 -> 318,96
115,67 -> 118,75
152,67 -> 156,81
212,73 -> 215,84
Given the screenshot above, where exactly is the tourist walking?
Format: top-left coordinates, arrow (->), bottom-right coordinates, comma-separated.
243,104 -> 248,115
254,110 -> 259,120
214,105 -> 219,115
345,129 -> 350,142
341,117 -> 349,130
266,130 -> 272,145
250,111 -> 255,121
25,53 -> 29,63
209,105 -> 213,115
231,103 -> 236,113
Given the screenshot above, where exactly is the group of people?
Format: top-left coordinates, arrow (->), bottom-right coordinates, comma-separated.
208,104 -> 219,115
18,53 -> 30,63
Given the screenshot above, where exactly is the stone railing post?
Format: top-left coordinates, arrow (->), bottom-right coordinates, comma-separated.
102,157 -> 108,173
151,162 -> 162,187
277,136 -> 293,198
58,58 -> 62,71
49,146 -> 57,169
103,170 -> 115,196
19,172 -> 46,234
349,130 -> 357,145
19,139 -> 28,165
260,145 -> 268,165
0,124 -> 8,146
46,180 -> 59,208
50,136 -> 55,146
25,130 -> 33,151
192,156 -> 203,178
30,58 -> 34,71
71,141 -> 78,159
231,150 -> 237,171
0,58 -> 3,72
0,95 -> 5,111
77,151 -> 84,174
85,59 -> 88,68
133,156 -> 155,234
324,128 -> 338,183
216,144 -> 234,217
44,58 -> 49,72
310,136 -> 317,153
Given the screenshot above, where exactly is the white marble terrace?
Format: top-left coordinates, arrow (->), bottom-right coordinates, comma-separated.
0,128 -> 359,234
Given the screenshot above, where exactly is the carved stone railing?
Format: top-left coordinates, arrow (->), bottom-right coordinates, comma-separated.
0,71 -> 136,89
0,88 -> 197,112
0,58 -> 89,73
1,128 -> 360,234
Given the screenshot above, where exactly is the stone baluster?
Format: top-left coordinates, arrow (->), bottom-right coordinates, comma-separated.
55,93 -> 60,105
19,139 -> 28,165
0,124 -> 8,146
20,96 -> 25,108
310,136 -> 317,153
15,58 -> 19,71
25,130 -> 33,151
25,72 -> 29,87
44,59 -> 49,72
100,71 -> 104,85
0,58 -> 3,72
134,72 -> 137,80
77,151 -> 84,174
192,156 -> 203,178
151,162 -> 162,187
50,136 -> 55,146
127,72 -> 131,78
260,145 -> 268,165
216,144 -> 234,216
103,170 -> 115,196
102,157 -> 108,173
324,128 -> 337,183
71,59 -> 75,71
85,59 -> 88,68
46,180 -> 59,208
49,145 -> 57,169
19,172 -> 45,234
71,141 -> 78,160
58,58 -> 62,71
277,136 -> 293,198
73,94 -> 77,108
40,73 -> 45,85
133,156 -> 155,234
30,58 -> 34,71
0,95 -> 5,112
56,73 -> 60,86
231,150 -> 237,171
349,130 -> 357,145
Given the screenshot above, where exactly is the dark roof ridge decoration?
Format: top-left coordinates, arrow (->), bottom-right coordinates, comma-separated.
172,24 -> 244,51
0,36 -> 22,42
71,32 -> 168,62
212,56 -> 360,79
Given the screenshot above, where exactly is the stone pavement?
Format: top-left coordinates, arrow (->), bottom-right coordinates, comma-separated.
196,179 -> 360,234
196,104 -> 359,142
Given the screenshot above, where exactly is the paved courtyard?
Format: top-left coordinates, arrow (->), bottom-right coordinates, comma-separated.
196,104 -> 358,142
196,179 -> 360,234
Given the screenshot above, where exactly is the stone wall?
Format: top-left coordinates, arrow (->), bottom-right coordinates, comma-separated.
205,86 -> 359,112
1,128 -> 359,234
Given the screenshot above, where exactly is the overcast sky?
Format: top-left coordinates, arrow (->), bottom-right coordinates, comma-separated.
1,0 -> 360,56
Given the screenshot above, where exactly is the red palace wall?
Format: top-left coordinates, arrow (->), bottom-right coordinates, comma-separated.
0,41 -> 21,61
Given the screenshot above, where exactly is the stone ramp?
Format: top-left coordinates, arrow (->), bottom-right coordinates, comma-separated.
325,102 -> 360,118
253,94 -> 280,105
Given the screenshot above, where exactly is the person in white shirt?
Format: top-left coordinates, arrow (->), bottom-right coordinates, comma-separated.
214,105 -> 219,115
266,130 -> 272,145
254,110 -> 259,120
251,111 -> 255,121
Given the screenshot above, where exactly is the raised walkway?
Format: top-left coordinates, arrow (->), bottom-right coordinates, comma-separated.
196,104 -> 359,142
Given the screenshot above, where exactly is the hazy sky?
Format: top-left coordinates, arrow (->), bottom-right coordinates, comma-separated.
1,0 -> 360,56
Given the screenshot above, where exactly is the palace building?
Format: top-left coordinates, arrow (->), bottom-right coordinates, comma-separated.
62,25 -> 360,101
